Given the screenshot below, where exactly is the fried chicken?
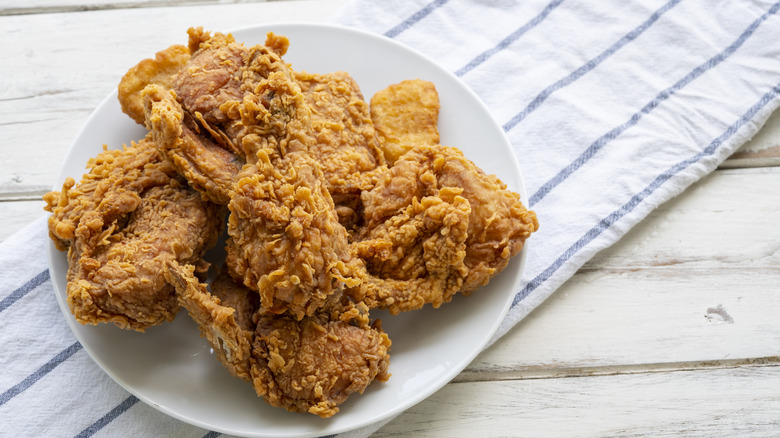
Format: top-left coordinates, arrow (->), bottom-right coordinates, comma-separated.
166,261 -> 391,418
143,84 -> 244,204
117,44 -> 191,125
370,79 -> 440,165
142,28 -> 311,204
166,263 -> 256,381
44,135 -> 224,331
251,298 -> 390,418
225,148 -> 357,320
45,27 -> 541,418
295,71 -> 386,230
348,145 -> 539,314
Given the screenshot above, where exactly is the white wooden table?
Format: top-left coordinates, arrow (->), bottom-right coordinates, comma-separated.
3,1 -> 779,436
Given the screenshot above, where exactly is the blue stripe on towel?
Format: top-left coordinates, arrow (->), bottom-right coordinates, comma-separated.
512,80 -> 780,309
0,269 -> 50,314
75,395 -> 139,438
502,0 -> 683,130
0,341 -> 82,407
384,0 -> 450,38
528,0 -> 780,207
454,0 -> 565,77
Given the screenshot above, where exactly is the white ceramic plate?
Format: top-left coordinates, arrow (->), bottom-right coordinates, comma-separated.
48,23 -> 529,437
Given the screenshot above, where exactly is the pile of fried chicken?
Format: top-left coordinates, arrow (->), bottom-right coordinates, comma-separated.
44,28 -> 539,418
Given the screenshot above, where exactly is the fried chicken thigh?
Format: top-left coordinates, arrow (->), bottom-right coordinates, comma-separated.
349,145 -> 539,314
44,135 -> 223,330
166,261 -> 391,418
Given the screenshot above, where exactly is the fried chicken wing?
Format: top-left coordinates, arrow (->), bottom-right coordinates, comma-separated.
295,71 -> 386,229
165,261 -> 391,418
370,79 -> 440,165
349,145 -> 538,314
225,148 -> 357,320
44,135 -> 224,331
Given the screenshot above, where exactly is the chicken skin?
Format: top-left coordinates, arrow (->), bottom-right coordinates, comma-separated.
44,135 -> 223,331
226,148 -> 357,320
349,145 -> 539,314
166,261 -> 391,418
142,28 -> 312,204
295,71 -> 386,230
117,44 -> 190,125
370,79 -> 440,165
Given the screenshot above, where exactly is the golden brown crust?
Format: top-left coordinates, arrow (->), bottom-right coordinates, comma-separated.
250,301 -> 391,417
349,145 -> 538,314
166,262 -> 256,381
45,135 -> 224,331
370,79 -> 440,165
295,70 -> 386,231
226,149 -> 355,320
117,44 -> 190,125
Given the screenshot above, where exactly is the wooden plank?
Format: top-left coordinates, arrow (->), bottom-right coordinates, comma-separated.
0,0 -> 320,16
465,167 -> 780,376
0,0 -> 347,200
0,200 -> 47,243
374,365 -> 780,437
2,0 -> 779,202
724,105 -> 780,168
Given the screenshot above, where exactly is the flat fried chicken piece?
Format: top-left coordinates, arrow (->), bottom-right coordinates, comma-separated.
43,135 -> 224,331
295,71 -> 386,229
349,145 -> 538,314
370,79 -> 440,165
118,44 -> 190,125
165,261 -> 391,418
226,148 -> 357,320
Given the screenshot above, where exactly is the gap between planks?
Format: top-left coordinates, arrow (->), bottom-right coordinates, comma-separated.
454,356 -> 780,383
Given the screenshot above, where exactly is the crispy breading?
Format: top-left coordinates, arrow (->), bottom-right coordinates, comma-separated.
44,135 -> 223,331
225,149 -> 356,320
370,79 -> 440,165
295,71 -> 386,230
349,145 -> 538,314
117,44 -> 190,125
166,262 -> 256,381
166,261 -> 391,418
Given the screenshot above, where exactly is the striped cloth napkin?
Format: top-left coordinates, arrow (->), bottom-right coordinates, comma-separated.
3,0 -> 780,437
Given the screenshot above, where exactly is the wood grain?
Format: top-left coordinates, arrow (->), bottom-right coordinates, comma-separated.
374,365 -> 780,437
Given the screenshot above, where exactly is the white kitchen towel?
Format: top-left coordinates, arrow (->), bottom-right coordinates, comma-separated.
330,0 -> 780,341
3,0 -> 780,437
